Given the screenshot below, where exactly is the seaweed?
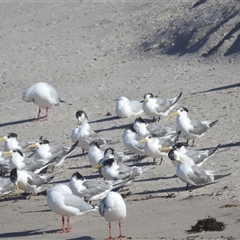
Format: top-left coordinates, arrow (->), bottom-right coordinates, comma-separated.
187,216 -> 225,233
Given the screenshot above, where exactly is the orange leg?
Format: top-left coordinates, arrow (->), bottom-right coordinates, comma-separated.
35,107 -> 41,121
117,221 -> 126,238
57,216 -> 70,233
106,222 -> 113,240
45,107 -> 49,121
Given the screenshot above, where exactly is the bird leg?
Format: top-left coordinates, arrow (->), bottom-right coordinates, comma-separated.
57,216 -> 69,233
191,140 -> 195,147
106,222 -> 113,240
159,157 -> 163,165
185,140 -> 189,146
117,221 -> 126,238
45,107 -> 49,121
67,216 -> 70,232
35,107 -> 41,121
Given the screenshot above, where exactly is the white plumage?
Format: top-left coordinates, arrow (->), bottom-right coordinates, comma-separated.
22,82 -> 62,121
99,191 -> 127,239
115,96 -> 143,118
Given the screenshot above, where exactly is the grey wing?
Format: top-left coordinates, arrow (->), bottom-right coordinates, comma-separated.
98,199 -> 105,217
117,165 -> 132,179
83,180 -> 111,196
27,172 -> 47,187
188,166 -> 212,185
64,194 -> 94,212
155,99 -> 171,112
0,177 -> 15,194
147,124 -> 173,137
129,100 -> 143,113
188,119 -> 208,135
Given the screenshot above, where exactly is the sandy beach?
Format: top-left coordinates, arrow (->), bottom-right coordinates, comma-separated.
0,1 -> 240,239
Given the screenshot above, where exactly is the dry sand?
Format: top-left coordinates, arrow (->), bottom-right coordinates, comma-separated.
0,1 -> 240,239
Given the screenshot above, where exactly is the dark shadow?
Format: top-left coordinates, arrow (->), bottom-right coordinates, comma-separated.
66,236 -> 94,240
133,175 -> 177,183
140,2 -> 240,57
134,186 -> 187,195
68,165 -> 92,170
67,153 -> 87,159
89,115 -> 119,124
0,229 -> 44,238
93,123 -> 131,134
192,0 -> 207,8
191,83 -> 240,94
218,141 -> 240,148
21,209 -> 51,214
0,117 -> 45,127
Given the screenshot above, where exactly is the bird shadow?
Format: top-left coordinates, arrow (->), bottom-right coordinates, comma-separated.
89,115 -> 119,124
0,117 -> 45,127
94,123 -> 131,134
0,229 -> 46,238
191,83 -> 240,95
134,175 -> 177,183
218,141 -> 240,148
66,236 -> 95,240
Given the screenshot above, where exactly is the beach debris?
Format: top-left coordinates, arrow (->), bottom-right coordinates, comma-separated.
187,216 -> 225,233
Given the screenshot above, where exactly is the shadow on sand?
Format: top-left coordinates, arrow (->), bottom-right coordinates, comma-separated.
0,117 -> 45,127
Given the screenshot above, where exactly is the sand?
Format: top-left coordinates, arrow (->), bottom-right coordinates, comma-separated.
0,1 -> 240,239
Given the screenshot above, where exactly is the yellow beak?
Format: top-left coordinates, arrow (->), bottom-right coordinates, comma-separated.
139,138 -> 147,143
15,183 -> 21,194
170,111 -> 179,117
2,151 -> 11,155
0,137 -> 6,141
93,164 -> 102,169
27,143 -> 38,149
77,118 -> 82,125
159,147 -> 172,152
177,157 -> 183,163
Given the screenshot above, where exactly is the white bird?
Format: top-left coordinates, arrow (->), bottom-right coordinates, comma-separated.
172,142 -> 221,167
0,176 -> 15,195
122,125 -> 145,155
99,191 -> 127,239
115,96 -> 143,118
97,155 -> 155,184
22,82 -> 63,121
71,110 -> 108,153
47,184 -> 97,233
167,149 -> 230,189
10,168 -> 54,194
0,132 -> 30,151
171,107 -> 219,147
142,92 -> 182,122
140,132 -> 180,163
70,172 -> 127,202
133,117 -> 176,138
88,142 -> 137,168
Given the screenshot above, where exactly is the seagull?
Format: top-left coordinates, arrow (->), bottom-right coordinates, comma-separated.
115,96 -> 143,118
0,176 -> 15,195
133,117 -> 176,138
172,142 -> 221,167
47,184 -> 97,233
71,110 -> 108,153
88,142 -> 136,167
10,168 -> 54,194
99,191 -> 127,239
97,155 -> 155,184
122,125 -> 145,155
142,92 -> 182,122
171,107 -> 219,147
70,172 -> 127,202
22,82 -> 63,121
168,149 -> 231,189
0,132 -> 30,151
140,132 -> 180,163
